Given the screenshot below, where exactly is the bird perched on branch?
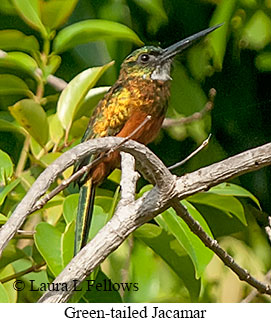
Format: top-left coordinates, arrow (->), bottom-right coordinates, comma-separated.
74,24 -> 222,255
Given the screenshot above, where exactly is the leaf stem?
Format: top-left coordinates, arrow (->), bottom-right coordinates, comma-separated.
15,135 -> 31,177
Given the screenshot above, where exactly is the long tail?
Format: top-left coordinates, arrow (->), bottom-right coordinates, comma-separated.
74,178 -> 96,255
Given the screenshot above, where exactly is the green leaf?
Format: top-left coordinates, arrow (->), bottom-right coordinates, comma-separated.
0,74 -> 32,98
0,149 -> 13,185
53,19 -> 143,53
11,0 -> 48,38
209,182 -> 261,209
243,10 -> 271,50
89,206 -> 108,240
40,152 -> 62,167
209,0 -> 236,70
188,191 -> 247,225
57,62 -> 113,133
0,54 -> 38,80
74,86 -> 110,121
0,30 -> 39,53
0,283 -> 9,302
9,99 -> 49,146
48,113 -> 64,144
63,194 -> 78,224
41,0 -> 79,30
255,52 -> 271,72
0,0 -> 17,15
0,178 -> 20,206
134,223 -> 201,301
43,55 -> 61,79
0,264 -> 17,303
0,213 -> 8,224
0,240 -> 26,269
0,118 -> 26,135
34,222 -> 74,277
157,202 -> 213,278
82,270 -> 122,303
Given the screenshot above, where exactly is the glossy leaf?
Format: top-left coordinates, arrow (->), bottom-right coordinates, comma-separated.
0,74 -> 31,98
0,29 -> 39,53
157,201 -> 213,278
48,113 -> 64,144
0,55 -> 37,80
209,182 -> 260,209
11,0 -> 48,38
0,149 -> 13,185
187,191 -> 247,225
41,0 -> 79,30
89,206 -> 108,240
57,62 -> 113,133
134,223 -> 201,301
63,194 -> 78,224
209,0 -> 236,70
53,19 -> 143,53
34,221 -> 74,277
0,178 -> 20,206
9,99 -> 49,147
74,86 -> 110,121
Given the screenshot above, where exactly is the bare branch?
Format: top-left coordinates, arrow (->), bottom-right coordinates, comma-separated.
265,216 -> 271,244
120,152 -> 139,204
1,137 -> 271,302
171,200 -> 271,296
162,88 -> 216,128
168,134 -> 211,170
241,269 -> 271,303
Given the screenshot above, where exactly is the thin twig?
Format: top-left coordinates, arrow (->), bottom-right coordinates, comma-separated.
0,262 -> 46,284
168,134 -> 211,170
171,199 -> 271,296
162,88 -> 216,128
241,269 -> 271,303
32,116 -> 151,213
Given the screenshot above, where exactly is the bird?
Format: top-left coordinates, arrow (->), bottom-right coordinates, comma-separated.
74,24 -> 222,255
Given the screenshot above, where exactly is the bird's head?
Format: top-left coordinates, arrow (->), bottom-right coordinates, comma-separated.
120,24 -> 223,82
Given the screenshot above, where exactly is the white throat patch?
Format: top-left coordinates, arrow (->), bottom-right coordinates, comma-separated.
151,61 -> 172,81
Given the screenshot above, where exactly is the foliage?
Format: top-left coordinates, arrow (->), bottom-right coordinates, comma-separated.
0,0 -> 270,303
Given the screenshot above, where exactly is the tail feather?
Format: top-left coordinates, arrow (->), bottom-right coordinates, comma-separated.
74,178 -> 96,255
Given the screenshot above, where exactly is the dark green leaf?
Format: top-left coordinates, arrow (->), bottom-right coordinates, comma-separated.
157,201 -> 213,278
9,99 -> 49,146
187,191 -> 247,225
53,19 -> 143,53
0,30 -> 39,53
0,178 -> 20,206
134,223 -> 201,301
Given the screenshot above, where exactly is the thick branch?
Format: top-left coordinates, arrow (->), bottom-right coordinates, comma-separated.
1,139 -> 271,302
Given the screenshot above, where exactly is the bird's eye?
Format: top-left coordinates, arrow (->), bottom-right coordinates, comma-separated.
139,53 -> 150,63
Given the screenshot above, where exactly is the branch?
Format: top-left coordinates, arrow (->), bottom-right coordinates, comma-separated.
171,200 -> 271,296
1,139 -> 271,302
162,88 -> 216,128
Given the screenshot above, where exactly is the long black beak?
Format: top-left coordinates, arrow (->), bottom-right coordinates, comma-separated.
161,23 -> 223,62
